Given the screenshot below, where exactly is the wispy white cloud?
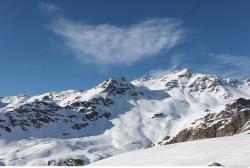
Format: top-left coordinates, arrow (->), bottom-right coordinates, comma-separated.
148,69 -> 174,77
147,52 -> 250,79
50,18 -> 185,66
209,53 -> 250,68
208,53 -> 250,79
39,2 -> 60,13
148,53 -> 184,77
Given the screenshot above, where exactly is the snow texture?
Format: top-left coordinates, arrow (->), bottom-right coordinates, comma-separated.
92,132 -> 250,166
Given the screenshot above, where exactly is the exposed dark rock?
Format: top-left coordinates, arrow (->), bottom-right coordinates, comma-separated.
0,95 -> 117,135
71,102 -> 81,107
0,101 -> 63,131
208,162 -> 223,166
0,125 -> 11,133
225,98 -> 250,111
178,70 -> 191,78
62,132 -> 70,136
48,158 -> 85,166
68,115 -> 77,119
99,77 -> 137,96
72,123 -> 88,130
0,161 -> 5,166
78,108 -> 86,113
187,76 -> 222,93
246,79 -> 250,86
165,80 -> 178,91
42,95 -> 50,101
85,111 -> 99,120
102,112 -> 111,118
152,113 -> 167,118
163,98 -> 250,144
4,126 -> 11,133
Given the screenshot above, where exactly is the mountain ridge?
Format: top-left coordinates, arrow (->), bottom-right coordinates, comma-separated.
0,68 -> 250,165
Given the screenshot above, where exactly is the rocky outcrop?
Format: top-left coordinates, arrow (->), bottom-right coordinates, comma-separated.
161,98 -> 250,144
245,79 -> 250,86
152,113 -> 167,118
48,158 -> 85,166
208,162 -> 223,166
0,97 -> 115,135
0,161 -> 5,166
98,77 -> 144,97
98,77 -> 133,96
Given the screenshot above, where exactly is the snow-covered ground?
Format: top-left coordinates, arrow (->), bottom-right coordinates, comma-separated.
91,132 -> 250,167
0,134 -> 127,166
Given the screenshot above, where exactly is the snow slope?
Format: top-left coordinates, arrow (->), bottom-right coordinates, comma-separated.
91,132 -> 250,166
0,134 -> 128,166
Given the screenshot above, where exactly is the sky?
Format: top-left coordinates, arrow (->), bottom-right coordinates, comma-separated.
0,0 -> 250,96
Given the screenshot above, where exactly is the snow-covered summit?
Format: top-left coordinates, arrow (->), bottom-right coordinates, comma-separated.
132,68 -> 247,99
95,76 -> 136,96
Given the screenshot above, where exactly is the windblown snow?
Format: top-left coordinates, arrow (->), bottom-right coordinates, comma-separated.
0,69 -> 249,166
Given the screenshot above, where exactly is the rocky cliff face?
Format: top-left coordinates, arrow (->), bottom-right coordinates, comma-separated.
0,96 -> 116,134
157,98 -> 250,145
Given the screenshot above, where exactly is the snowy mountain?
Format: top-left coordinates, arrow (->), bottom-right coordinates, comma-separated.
0,69 -> 250,166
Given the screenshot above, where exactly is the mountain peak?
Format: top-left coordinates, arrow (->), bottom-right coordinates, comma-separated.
175,68 -> 189,74
172,68 -> 191,78
107,76 -> 127,83
97,76 -> 135,96
100,76 -> 130,88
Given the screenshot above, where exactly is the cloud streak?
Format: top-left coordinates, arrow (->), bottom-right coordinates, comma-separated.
208,53 -> 250,79
50,18 -> 185,66
209,53 -> 250,68
147,52 -> 250,80
39,2 -> 60,13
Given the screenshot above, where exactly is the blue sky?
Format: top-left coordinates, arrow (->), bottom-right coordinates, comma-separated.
1,0 -> 250,96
